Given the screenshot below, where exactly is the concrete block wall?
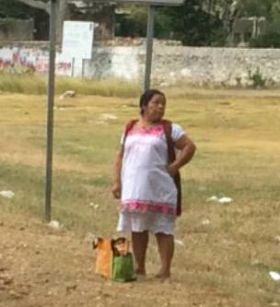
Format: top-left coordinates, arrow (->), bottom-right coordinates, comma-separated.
1,41 -> 280,87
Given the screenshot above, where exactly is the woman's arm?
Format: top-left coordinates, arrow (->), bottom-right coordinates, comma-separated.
112,148 -> 123,199
167,134 -> 196,177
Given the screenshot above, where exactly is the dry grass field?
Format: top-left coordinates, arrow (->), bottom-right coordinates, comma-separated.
0,87 -> 279,307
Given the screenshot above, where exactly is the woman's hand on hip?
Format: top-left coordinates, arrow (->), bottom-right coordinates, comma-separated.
167,163 -> 179,177
112,182 -> 121,199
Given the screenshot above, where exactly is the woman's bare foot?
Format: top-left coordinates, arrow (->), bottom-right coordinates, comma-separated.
134,269 -> 146,281
155,270 -> 171,282
135,268 -> 146,275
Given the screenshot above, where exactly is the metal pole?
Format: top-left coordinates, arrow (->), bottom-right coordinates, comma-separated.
71,57 -> 75,77
144,5 -> 155,92
82,58 -> 85,79
45,0 -> 57,222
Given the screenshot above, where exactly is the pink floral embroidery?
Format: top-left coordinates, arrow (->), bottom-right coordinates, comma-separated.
121,199 -> 176,215
127,124 -> 164,137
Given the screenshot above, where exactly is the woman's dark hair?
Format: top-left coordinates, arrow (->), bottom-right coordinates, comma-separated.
139,89 -> 165,115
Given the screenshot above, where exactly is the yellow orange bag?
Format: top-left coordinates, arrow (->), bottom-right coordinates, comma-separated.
93,237 -> 136,282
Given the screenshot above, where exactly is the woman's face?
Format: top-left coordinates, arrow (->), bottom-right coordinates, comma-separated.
142,94 -> 166,122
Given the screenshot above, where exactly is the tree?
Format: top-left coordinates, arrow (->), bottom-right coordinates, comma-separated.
115,2 -> 225,45
158,0 -> 225,46
248,0 -> 280,47
0,0 -> 31,18
16,0 -> 69,43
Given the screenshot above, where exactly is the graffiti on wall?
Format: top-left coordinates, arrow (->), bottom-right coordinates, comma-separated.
0,47 -> 72,76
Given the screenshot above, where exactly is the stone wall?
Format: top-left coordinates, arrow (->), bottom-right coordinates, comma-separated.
1,41 -> 280,87
83,46 -> 143,80
151,45 -> 280,87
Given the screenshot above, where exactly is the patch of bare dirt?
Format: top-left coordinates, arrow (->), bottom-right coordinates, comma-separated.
0,212 -> 238,307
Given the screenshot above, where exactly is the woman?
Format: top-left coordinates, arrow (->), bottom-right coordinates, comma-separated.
112,89 -> 196,280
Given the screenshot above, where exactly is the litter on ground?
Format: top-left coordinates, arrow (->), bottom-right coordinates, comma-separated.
201,219 -> 210,225
59,90 -> 76,100
207,195 -> 218,202
89,202 -> 99,209
175,239 -> 184,246
218,197 -> 233,204
48,220 -> 63,230
207,195 -> 233,204
269,271 -> 280,281
0,191 -> 15,199
100,113 -> 118,121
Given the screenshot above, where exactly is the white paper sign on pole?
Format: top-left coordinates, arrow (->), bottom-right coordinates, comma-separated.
62,21 -> 94,60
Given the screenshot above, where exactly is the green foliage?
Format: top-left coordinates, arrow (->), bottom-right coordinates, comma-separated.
116,2 -> 225,46
250,31 -> 280,48
250,14 -> 280,48
116,5 -> 147,37
0,0 -> 36,18
243,0 -> 280,47
1,0 -> 280,47
115,0 -> 280,47
161,1 -> 225,46
248,68 -> 266,88
241,0 -> 273,18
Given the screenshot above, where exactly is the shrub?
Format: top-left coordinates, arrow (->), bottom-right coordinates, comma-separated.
248,68 -> 266,89
249,32 -> 280,48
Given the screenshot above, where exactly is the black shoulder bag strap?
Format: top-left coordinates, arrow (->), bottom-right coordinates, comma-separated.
162,120 -> 182,217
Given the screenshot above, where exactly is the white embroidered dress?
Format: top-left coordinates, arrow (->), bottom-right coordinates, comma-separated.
117,122 -> 185,235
